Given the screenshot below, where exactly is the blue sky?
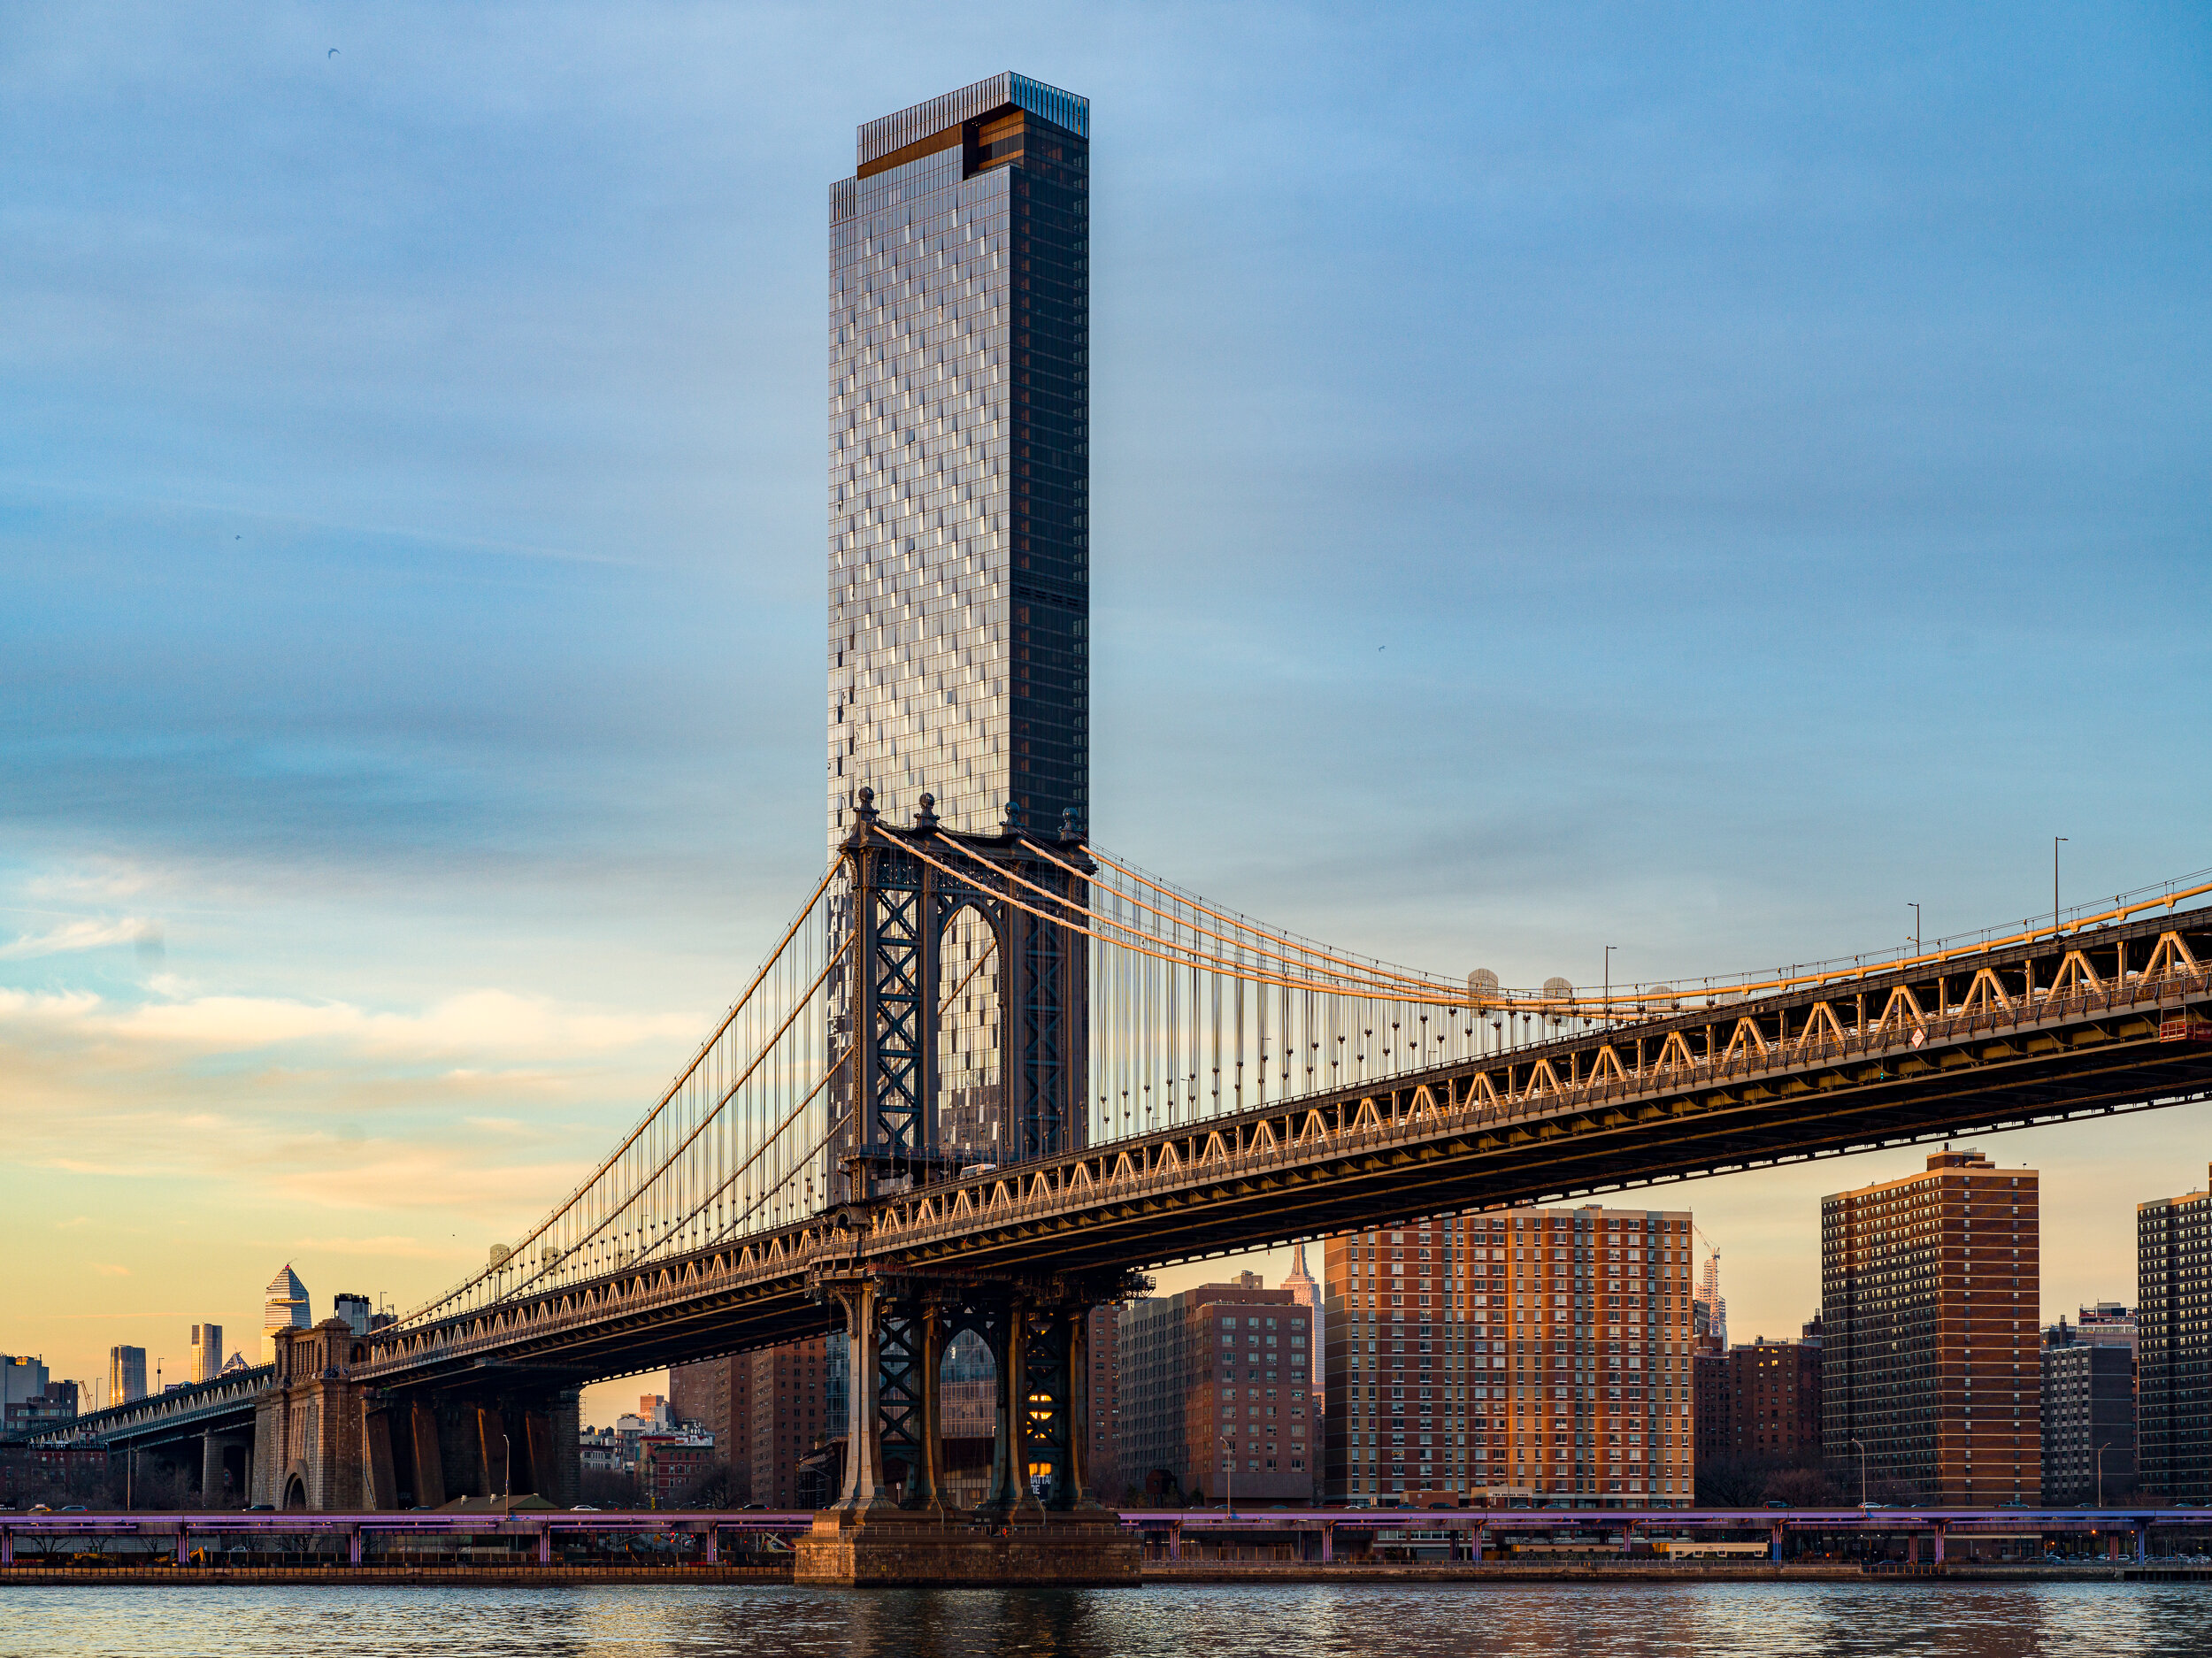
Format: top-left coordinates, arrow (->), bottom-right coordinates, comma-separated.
3,3 -> 2208,1407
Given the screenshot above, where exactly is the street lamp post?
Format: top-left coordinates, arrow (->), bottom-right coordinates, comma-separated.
2055,838 -> 2068,934
1851,1437 -> 1870,1508
2097,1441 -> 2110,1509
1222,1436 -> 1234,1520
1909,904 -> 1921,957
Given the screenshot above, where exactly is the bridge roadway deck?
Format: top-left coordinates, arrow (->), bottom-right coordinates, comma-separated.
328,904 -> 2212,1392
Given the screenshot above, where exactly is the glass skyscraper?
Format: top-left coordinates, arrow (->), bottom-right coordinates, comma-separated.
826,72 -> 1090,849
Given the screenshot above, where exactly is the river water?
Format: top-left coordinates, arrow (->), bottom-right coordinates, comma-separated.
5,1581 -> 2209,1656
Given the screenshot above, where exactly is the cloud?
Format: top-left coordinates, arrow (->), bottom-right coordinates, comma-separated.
291,1235 -> 464,1261
92,1263 -> 130,1277
55,1216 -> 92,1230
0,917 -> 156,958
0,983 -> 699,1065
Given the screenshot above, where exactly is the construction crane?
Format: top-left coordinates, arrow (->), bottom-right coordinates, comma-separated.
1691,1225 -> 1724,1346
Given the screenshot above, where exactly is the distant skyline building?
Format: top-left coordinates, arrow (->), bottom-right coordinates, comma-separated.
2069,1301 -> 2139,1354
1694,1249 -> 1727,1352
1280,1241 -> 1323,1390
108,1345 -> 147,1406
1,1355 -> 50,1414
333,1293 -> 371,1337
1118,1273 -> 1313,1505
1821,1148 -> 2040,1505
261,1264 -> 311,1362
826,72 -> 1090,848
2139,1165 -> 2212,1504
188,1324 -> 222,1386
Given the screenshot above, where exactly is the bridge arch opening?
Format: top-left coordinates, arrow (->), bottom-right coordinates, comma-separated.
281,1473 -> 307,1512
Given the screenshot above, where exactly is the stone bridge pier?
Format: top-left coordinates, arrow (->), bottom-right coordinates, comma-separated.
363,1386 -> 580,1511
795,1263 -> 1141,1585
199,1432 -> 251,1507
256,1321 -> 578,1511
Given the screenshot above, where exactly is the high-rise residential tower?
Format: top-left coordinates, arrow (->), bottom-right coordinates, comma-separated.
827,73 -> 1090,848
1821,1148 -> 2040,1505
1323,1205 -> 1699,1506
1118,1275 -> 1314,1505
2139,1166 -> 2212,1503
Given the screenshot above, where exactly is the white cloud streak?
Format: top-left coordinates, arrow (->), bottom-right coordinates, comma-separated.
0,917 -> 156,958
0,984 -> 698,1064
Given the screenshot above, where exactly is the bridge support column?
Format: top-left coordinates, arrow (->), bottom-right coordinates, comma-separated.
363,1406 -> 399,1511
531,1390 -> 580,1509
830,1277 -> 894,1511
476,1405 -> 511,1501
200,1434 -> 223,1508
1932,1522 -> 1946,1566
796,1265 -> 1140,1586
409,1400 -> 447,1508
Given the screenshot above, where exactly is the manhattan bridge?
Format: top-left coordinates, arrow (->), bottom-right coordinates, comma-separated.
37,75 -> 2212,1559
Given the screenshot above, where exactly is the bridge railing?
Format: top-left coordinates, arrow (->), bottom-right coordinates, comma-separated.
879,933 -> 2210,1247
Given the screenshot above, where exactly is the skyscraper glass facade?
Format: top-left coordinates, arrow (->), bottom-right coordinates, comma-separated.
827,72 -> 1089,849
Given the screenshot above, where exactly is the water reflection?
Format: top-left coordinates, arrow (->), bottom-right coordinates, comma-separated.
3,1581 -> 2208,1657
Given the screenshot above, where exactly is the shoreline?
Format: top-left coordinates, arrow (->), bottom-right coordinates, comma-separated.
4,1562 -> 2210,1587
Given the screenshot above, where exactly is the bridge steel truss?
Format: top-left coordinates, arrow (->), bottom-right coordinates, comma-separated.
811,793 -> 1114,1517
833,789 -> 1093,1199
62,902 -> 2212,1512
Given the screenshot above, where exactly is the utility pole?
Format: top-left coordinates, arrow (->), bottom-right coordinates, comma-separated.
2055,838 -> 2068,934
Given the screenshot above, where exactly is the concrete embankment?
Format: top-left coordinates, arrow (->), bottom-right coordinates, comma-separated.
0,1564 -> 794,1586
7,1561 -> 2208,1587
1145,1562 -> 2212,1584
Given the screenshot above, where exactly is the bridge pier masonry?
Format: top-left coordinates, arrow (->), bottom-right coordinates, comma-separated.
792,1261 -> 1141,1586
253,1322 -> 579,1511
